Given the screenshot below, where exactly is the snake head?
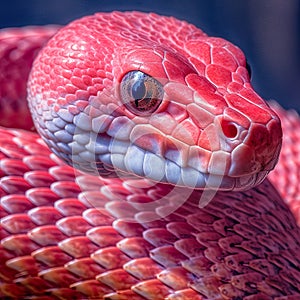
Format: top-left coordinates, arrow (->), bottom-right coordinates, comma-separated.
28,12 -> 282,191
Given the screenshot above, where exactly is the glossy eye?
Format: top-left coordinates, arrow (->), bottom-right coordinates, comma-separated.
120,71 -> 163,116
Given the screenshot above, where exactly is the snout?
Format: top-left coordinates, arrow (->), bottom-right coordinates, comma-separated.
225,115 -> 282,178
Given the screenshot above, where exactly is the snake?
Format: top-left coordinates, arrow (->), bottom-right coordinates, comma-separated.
0,11 -> 300,299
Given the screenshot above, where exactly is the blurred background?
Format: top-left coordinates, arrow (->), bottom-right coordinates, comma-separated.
1,0 -> 299,112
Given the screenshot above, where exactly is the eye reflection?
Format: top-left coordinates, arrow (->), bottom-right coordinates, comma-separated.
120,71 -> 164,116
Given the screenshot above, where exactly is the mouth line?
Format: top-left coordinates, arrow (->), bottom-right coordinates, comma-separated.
99,149 -> 265,191
81,133 -> 268,191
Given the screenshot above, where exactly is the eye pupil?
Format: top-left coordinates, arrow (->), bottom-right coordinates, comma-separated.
132,80 -> 146,106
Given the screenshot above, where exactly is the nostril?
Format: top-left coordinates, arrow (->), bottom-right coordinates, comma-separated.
221,120 -> 238,139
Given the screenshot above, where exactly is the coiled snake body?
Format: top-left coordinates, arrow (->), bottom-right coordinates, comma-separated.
0,11 -> 300,299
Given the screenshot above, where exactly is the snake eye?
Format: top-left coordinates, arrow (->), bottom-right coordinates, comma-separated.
120,71 -> 163,116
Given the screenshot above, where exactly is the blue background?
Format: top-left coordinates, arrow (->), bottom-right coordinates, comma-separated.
1,0 -> 299,112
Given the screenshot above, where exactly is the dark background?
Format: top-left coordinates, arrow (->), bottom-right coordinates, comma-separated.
1,0 -> 299,112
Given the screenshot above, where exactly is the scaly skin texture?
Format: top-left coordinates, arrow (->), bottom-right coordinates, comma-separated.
28,12 -> 282,191
0,11 -> 300,300
0,26 -> 59,130
0,127 -> 300,299
268,103 -> 300,226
